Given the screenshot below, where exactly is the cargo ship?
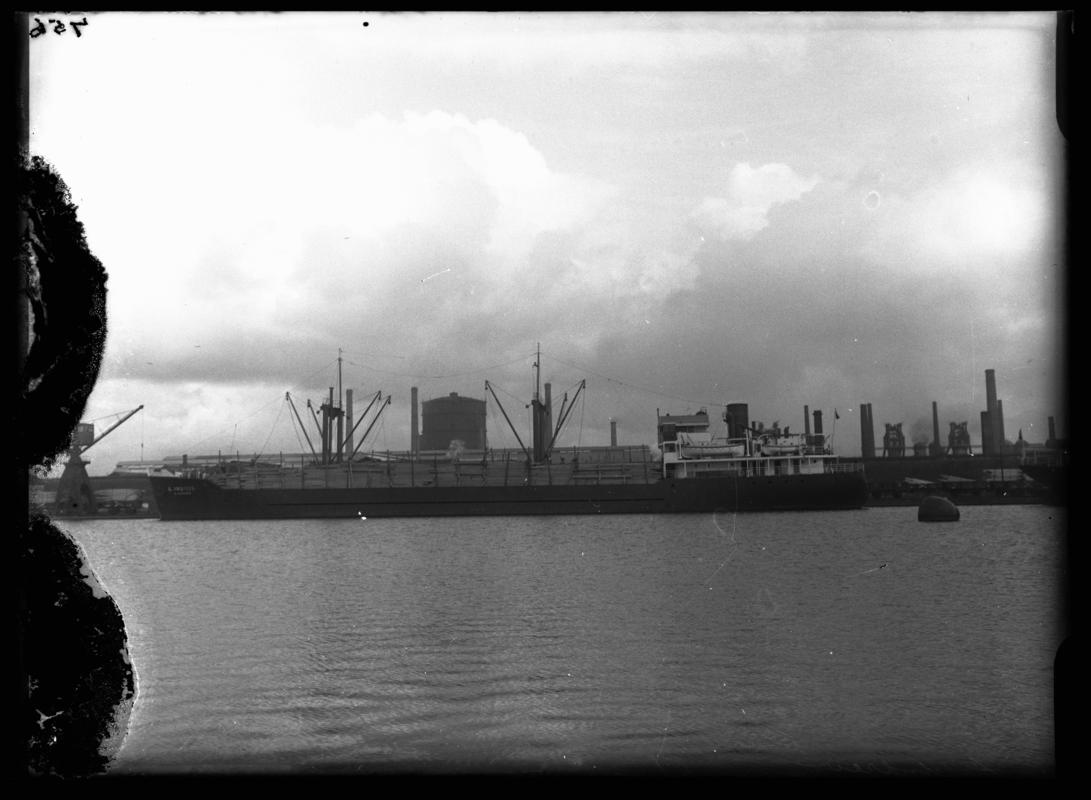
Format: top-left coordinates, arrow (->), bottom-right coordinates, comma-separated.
148,354 -> 868,520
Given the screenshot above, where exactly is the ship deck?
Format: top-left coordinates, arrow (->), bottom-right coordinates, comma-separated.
187,450 -> 860,492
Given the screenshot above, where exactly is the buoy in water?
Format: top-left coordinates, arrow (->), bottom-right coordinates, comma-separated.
918,495 -> 960,522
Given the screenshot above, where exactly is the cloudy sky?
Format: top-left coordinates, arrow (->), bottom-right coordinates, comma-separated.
28,11 -> 1066,475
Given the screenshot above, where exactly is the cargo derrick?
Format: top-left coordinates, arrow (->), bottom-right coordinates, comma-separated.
485,343 -> 585,467
290,383 -> 387,467
53,406 -> 144,516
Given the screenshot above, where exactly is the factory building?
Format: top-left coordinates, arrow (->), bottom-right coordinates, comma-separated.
417,391 -> 486,452
858,369 -> 1016,459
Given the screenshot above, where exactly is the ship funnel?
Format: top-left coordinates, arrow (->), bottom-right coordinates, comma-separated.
725,403 -> 749,439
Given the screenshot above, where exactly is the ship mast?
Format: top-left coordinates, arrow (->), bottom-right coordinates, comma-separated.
336,348 -> 344,462
486,346 -> 559,465
313,355 -> 346,465
531,342 -> 549,463
534,342 -> 541,406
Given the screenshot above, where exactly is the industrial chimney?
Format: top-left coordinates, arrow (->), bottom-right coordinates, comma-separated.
410,386 -> 419,457
860,403 -> 876,459
983,369 -> 1001,456
931,401 -> 941,458
610,419 -> 618,447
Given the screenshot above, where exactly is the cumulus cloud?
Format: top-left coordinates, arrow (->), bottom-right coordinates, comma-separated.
86,110 -> 620,375
29,13 -> 1064,474
860,164 -> 1052,275
693,163 -> 820,241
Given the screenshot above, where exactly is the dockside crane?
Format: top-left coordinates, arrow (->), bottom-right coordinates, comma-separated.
53,405 -> 144,516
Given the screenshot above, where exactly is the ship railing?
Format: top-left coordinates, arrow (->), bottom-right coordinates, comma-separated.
825,461 -> 864,474
571,464 -> 636,484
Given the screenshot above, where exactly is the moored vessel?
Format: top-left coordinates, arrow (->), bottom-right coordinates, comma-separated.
149,353 -> 868,520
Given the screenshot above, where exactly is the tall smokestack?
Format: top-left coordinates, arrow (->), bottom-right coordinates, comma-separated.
868,404 -> 877,458
346,389 -> 354,458
980,410 -> 991,456
411,386 -> 419,457
860,403 -> 875,458
996,398 -> 1006,453
985,369 -> 999,456
804,405 -> 811,436
610,419 -> 618,447
857,406 -> 863,456
813,409 -> 823,435
932,401 -> 941,458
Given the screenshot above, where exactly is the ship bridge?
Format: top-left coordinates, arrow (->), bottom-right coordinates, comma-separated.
657,408 -> 710,444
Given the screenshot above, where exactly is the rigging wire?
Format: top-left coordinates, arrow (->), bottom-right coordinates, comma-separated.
288,397 -> 306,455
548,353 -> 725,410
488,378 -> 528,405
343,351 -> 534,382
485,397 -> 518,450
377,413 -> 388,455
578,391 -> 585,449
172,346 -> 720,458
179,358 -> 342,454
289,358 -> 341,394
253,399 -> 286,461
85,407 -> 141,425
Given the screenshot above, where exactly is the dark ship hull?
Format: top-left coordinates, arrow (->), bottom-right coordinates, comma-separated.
149,470 -> 869,520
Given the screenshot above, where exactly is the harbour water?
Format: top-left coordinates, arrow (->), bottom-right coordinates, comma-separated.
62,505 -> 1066,776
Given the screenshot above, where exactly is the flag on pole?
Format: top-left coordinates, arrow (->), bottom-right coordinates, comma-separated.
834,409 -> 840,420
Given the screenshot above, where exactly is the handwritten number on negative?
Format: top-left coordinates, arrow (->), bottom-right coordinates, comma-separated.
29,16 -> 88,38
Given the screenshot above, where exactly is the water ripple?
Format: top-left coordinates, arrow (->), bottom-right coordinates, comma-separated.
67,509 -> 1062,775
